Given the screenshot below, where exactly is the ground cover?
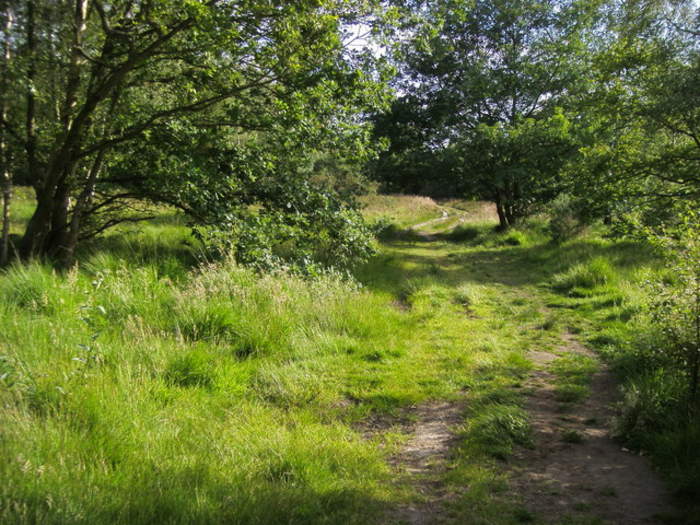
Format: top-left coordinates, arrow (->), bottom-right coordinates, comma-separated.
0,192 -> 685,524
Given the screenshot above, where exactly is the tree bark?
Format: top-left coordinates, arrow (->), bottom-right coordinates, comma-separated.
59,148 -> 106,268
25,0 -> 37,185
20,0 -> 91,260
18,0 -> 45,259
495,194 -> 509,230
1,2 -> 13,265
505,202 -> 516,227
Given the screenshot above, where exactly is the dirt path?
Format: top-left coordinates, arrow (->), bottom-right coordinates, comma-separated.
509,333 -> 673,524
380,332 -> 673,525
381,402 -> 463,525
379,216 -> 674,524
411,209 -> 450,233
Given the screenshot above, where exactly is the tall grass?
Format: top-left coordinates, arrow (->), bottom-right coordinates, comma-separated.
0,259 -> 407,524
541,232 -> 700,512
2,189 -> 696,522
0,228 -> 536,523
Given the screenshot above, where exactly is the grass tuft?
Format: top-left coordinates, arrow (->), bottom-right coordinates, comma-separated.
466,404 -> 532,459
551,257 -> 617,293
164,349 -> 215,388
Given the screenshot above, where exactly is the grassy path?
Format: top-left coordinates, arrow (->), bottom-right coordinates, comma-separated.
1,195 -> 678,524
365,215 -> 674,524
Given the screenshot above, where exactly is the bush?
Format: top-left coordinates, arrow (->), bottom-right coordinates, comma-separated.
609,219 -> 700,504
546,193 -> 590,243
369,216 -> 397,240
645,221 -> 700,403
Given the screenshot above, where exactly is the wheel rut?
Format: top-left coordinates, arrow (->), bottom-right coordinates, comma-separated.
509,333 -> 674,524
381,401 -> 464,525
411,209 -> 450,233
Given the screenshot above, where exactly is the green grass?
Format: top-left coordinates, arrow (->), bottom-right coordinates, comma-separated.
0,190 -> 533,523
360,194 -> 445,229
464,404 -> 533,460
1,189 -> 696,523
550,354 -> 598,404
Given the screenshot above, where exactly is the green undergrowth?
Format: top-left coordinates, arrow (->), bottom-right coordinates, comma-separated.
379,217 -> 693,522
0,195 -> 546,524
0,260 -> 402,524
1,191 -> 695,523
538,234 -> 699,519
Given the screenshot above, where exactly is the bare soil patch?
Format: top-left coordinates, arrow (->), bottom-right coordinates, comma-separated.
510,334 -> 674,524
366,401 -> 464,525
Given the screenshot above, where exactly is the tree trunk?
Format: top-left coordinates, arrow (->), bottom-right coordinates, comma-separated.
495,194 -> 509,230
505,203 -> 516,227
1,4 -> 13,265
25,0 -> 38,184
20,163 -> 76,259
20,187 -> 55,258
0,160 -> 9,265
59,149 -> 105,268
45,179 -> 71,257
18,0 -> 46,259
62,0 -> 88,131
19,0 -> 91,261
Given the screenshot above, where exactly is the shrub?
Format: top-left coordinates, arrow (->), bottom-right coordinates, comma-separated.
614,370 -> 683,444
546,193 -> 590,243
369,217 -> 397,240
645,221 -> 700,404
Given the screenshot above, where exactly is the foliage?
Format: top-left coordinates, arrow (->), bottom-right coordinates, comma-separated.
546,193 -> 593,244
452,111 -> 579,227
0,191 -> 548,525
371,0 -> 600,226
645,216 -> 700,403
0,0 -> 389,267
369,96 -> 458,196
571,0 -> 700,231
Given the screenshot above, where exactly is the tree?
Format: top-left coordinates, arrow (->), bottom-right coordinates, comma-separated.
452,111 -> 578,228
572,0 -> 700,231
370,95 -> 458,196
0,0 -> 388,267
0,1 -> 13,265
372,0 -> 599,227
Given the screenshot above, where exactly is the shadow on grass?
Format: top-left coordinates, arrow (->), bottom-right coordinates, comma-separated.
14,474 -> 388,525
357,236 -> 660,299
76,216 -> 202,279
